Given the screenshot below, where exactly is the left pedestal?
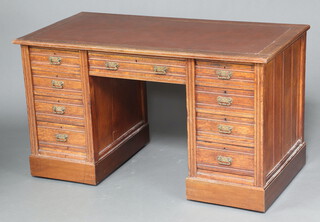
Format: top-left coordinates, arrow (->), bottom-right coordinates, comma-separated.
21,46 -> 149,185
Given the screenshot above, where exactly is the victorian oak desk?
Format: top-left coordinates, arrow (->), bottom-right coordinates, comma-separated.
13,12 -> 309,212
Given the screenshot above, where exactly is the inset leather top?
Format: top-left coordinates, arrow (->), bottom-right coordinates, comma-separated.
13,12 -> 310,63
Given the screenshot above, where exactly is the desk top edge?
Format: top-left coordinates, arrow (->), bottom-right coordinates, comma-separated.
13,12 -> 310,63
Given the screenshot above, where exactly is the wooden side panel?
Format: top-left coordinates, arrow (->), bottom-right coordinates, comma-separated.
89,76 -> 147,160
282,47 -> 293,156
254,64 -> 264,187
261,36 -> 305,184
21,45 -> 39,155
297,33 -> 307,141
291,40 -> 301,145
95,124 -> 150,184
263,59 -> 275,176
265,142 -> 306,210
273,54 -> 283,164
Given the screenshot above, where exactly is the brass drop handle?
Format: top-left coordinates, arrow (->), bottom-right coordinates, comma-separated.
216,70 -> 232,80
217,96 -> 233,106
51,80 -> 64,89
53,106 -> 66,115
105,61 -> 119,70
218,124 -> 233,134
49,56 -> 62,65
55,134 -> 68,142
217,155 -> 232,166
154,65 -> 167,75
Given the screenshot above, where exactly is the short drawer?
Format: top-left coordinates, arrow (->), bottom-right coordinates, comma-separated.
32,69 -> 81,80
196,112 -> 254,146
196,85 -> 254,118
34,96 -> 84,126
37,122 -> 86,148
88,52 -> 187,84
33,88 -> 83,100
30,47 -> 80,74
197,140 -> 253,154
196,60 -> 255,90
33,76 -> 82,91
32,77 -> 83,99
197,60 -> 254,71
38,143 -> 86,161
196,147 -> 254,177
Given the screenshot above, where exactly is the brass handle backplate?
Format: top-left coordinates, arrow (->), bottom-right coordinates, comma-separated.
53,106 -> 66,115
55,134 -> 68,142
217,96 -> 233,106
49,56 -> 62,65
218,124 -> 233,134
154,66 -> 168,75
105,61 -> 119,70
217,155 -> 232,166
216,70 -> 232,80
51,80 -> 64,89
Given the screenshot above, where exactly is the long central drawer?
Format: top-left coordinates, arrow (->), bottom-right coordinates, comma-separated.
88,52 -> 187,84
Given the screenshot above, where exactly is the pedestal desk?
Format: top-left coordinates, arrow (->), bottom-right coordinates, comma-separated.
13,12 -> 309,212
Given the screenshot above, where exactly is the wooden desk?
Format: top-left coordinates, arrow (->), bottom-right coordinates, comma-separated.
13,12 -> 309,212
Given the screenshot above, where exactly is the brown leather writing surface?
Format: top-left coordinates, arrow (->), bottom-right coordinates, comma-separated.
14,12 -> 309,62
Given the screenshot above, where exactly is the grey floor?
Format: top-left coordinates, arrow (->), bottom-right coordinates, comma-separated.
0,83 -> 320,222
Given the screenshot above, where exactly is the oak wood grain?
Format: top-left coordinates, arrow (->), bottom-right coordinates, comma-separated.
30,155 -> 96,184
196,60 -> 255,90
186,59 -> 197,176
14,13 -> 309,212
186,177 -> 264,211
88,52 -> 187,84
33,76 -> 82,91
261,36 -> 305,183
196,147 -> 254,175
197,140 -> 253,154
196,169 -> 254,186
196,85 -> 254,118
21,45 -> 39,155
34,99 -> 84,126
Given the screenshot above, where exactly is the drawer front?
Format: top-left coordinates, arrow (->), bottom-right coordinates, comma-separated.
196,112 -> 254,146
33,87 -> 83,100
30,48 -> 83,99
196,60 -> 255,90
38,143 -> 86,160
33,76 -> 82,91
34,96 -> 84,126
196,141 -> 254,185
34,95 -> 83,105
37,122 -> 86,148
197,60 -> 254,71
197,140 -> 253,154
196,147 -> 254,176
88,52 -> 187,84
196,85 -> 254,118
32,69 -> 81,80
30,47 -> 80,74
